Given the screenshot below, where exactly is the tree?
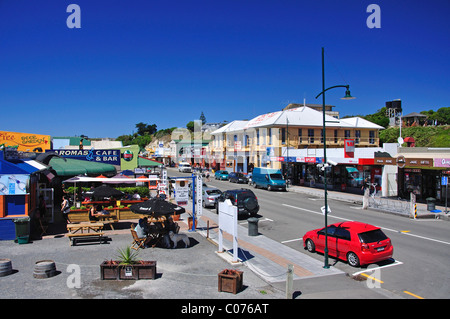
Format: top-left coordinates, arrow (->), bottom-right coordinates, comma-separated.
200,111 -> 206,125
135,122 -> 157,136
363,107 -> 389,128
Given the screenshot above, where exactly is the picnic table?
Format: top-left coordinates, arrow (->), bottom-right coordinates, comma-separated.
66,222 -> 105,246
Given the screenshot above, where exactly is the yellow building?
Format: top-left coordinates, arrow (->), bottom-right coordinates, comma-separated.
210,105 -> 384,173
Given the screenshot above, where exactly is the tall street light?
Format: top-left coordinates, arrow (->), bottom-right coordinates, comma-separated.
315,47 -> 355,269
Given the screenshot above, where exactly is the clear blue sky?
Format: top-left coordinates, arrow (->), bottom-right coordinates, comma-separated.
0,0 -> 448,138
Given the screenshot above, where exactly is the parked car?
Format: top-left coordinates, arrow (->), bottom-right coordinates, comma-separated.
252,167 -> 286,191
214,170 -> 229,180
302,221 -> 394,267
201,187 -> 223,208
178,163 -> 192,173
216,188 -> 259,218
228,172 -> 248,184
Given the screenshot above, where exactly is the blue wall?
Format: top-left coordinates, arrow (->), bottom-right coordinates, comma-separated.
0,219 -> 17,240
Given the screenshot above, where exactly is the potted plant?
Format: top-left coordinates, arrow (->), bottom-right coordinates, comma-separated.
100,246 -> 157,280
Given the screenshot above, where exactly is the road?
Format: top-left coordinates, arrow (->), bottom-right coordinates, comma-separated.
168,168 -> 450,299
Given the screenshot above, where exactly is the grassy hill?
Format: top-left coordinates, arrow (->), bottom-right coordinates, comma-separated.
380,125 -> 450,147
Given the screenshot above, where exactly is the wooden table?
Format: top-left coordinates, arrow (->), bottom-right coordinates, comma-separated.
67,222 -> 105,246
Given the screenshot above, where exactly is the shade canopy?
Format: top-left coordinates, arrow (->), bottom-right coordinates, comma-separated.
48,157 -> 116,176
84,184 -> 124,200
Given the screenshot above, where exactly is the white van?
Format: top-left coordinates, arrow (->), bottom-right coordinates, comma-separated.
178,162 -> 192,173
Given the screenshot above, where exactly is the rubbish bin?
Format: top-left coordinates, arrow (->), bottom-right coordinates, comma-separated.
247,217 -> 259,236
13,217 -> 30,244
426,197 -> 436,211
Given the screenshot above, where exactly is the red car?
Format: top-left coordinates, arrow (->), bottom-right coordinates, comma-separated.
302,221 -> 393,267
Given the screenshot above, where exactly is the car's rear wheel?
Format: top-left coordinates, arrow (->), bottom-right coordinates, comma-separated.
306,239 -> 315,252
347,252 -> 360,267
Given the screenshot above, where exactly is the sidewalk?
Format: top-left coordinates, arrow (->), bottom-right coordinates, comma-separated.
287,185 -> 449,221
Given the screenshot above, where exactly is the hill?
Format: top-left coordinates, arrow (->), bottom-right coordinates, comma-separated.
380,125 -> 450,147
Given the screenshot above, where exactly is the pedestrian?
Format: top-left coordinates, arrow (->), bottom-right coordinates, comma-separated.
61,195 -> 71,223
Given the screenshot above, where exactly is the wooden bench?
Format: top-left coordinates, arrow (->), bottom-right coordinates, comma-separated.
67,232 -> 105,246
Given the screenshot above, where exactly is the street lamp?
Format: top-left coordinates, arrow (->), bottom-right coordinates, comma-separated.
315,47 -> 355,269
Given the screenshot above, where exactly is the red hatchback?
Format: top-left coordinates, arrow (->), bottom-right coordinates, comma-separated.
303,221 -> 393,267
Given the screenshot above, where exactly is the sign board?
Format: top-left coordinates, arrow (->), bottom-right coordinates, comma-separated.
0,174 -> 29,195
218,199 -> 239,263
158,168 -> 168,196
195,174 -> 203,217
50,149 -> 121,165
442,176 -> 448,186
0,131 -> 51,152
344,139 -> 355,158
175,179 -> 189,206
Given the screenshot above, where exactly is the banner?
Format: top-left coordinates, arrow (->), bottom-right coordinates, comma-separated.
0,131 -> 50,152
50,149 -> 121,165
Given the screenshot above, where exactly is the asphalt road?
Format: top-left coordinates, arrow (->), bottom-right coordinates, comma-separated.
169,168 -> 450,299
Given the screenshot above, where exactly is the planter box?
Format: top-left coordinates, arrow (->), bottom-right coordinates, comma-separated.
218,269 -> 243,294
100,261 -> 156,280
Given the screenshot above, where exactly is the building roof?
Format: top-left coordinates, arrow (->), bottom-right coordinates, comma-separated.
211,120 -> 249,134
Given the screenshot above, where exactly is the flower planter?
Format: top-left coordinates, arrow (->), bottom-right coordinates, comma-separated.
188,217 -> 198,229
218,269 -> 243,294
100,261 -> 156,280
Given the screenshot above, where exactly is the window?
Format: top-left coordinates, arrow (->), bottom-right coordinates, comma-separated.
345,130 -> 351,138
281,128 -> 286,145
320,129 -> 324,144
355,130 -> 361,144
268,128 -> 272,145
334,130 -> 338,143
308,129 -> 314,143
318,225 -> 336,237
369,131 -> 375,144
335,228 -> 351,241
298,129 -> 302,143
256,129 -> 260,146
358,229 -> 388,243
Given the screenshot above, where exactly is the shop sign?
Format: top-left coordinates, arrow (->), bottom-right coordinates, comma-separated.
51,149 -> 121,165
374,157 -> 395,165
396,155 -> 406,168
407,158 -> 432,168
434,158 -> 450,168
0,131 -> 50,152
344,139 -> 355,158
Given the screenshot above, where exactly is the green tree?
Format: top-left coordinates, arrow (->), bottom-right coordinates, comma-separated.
363,107 -> 389,128
200,111 -> 206,125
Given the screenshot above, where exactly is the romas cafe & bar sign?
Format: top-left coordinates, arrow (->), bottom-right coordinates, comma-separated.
50,149 -> 121,165
0,131 -> 51,152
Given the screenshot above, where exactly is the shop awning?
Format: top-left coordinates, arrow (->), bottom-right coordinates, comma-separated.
345,167 -> 359,173
48,157 -> 116,177
138,156 -> 163,167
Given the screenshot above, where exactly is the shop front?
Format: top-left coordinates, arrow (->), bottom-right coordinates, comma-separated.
395,151 -> 450,203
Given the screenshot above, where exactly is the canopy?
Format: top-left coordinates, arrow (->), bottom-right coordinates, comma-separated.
63,176 -> 159,183
138,156 -> 163,167
85,185 -> 124,200
49,157 -> 116,177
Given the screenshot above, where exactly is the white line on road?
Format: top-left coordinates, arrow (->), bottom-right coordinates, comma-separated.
352,260 -> 404,277
281,238 -> 302,244
282,204 -> 352,222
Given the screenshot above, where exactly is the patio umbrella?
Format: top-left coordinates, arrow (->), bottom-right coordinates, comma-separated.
88,185 -> 124,200
129,198 -> 186,217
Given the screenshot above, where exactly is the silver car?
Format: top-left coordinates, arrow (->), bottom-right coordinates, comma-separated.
202,187 -> 223,208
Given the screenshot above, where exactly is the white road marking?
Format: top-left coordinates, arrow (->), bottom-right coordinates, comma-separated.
281,238 -> 302,244
352,260 -> 404,276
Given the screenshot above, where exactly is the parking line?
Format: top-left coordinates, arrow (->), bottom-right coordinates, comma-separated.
281,238 -> 302,244
359,273 -> 384,284
352,260 -> 403,277
403,290 -> 425,299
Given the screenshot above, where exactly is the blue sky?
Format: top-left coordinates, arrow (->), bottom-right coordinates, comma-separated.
0,0 -> 448,138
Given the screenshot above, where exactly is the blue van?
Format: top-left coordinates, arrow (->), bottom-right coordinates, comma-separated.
251,168 -> 287,191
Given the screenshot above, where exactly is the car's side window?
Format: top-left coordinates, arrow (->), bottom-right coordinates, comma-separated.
335,228 -> 351,241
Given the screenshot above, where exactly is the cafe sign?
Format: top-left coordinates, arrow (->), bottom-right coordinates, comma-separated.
50,149 -> 121,165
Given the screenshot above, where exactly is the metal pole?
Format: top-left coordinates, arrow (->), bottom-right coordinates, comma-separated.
191,173 -> 196,231
322,47 -> 330,269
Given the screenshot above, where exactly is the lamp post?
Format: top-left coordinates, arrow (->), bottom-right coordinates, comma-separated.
315,47 -> 355,269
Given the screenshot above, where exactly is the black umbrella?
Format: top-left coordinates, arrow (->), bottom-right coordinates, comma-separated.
129,198 -> 186,217
88,185 -> 124,200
